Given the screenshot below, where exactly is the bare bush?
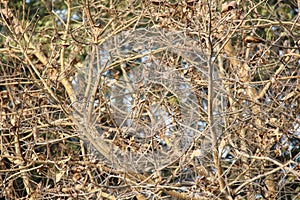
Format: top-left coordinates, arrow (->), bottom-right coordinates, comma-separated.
0,0 -> 299,199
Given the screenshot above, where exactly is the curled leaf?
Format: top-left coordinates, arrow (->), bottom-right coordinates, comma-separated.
221,1 -> 237,13
244,36 -> 264,43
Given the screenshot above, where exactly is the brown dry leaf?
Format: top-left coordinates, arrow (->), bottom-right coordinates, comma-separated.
101,192 -> 116,200
244,36 -> 264,43
191,149 -> 202,158
136,194 -> 147,200
74,184 -> 83,191
56,170 -> 66,183
221,1 -> 237,13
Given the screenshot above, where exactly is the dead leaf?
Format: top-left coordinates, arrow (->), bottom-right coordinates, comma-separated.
221,1 -> 237,13
191,149 -> 202,158
136,194 -> 147,200
244,36 -> 264,43
56,170 -> 66,183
